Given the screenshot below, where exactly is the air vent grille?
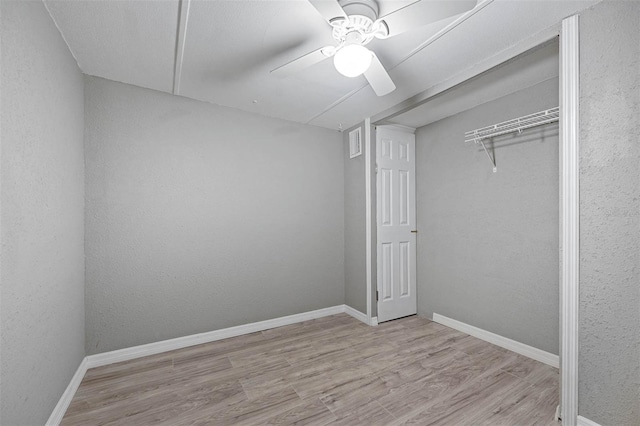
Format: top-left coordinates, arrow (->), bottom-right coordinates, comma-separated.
349,127 -> 362,158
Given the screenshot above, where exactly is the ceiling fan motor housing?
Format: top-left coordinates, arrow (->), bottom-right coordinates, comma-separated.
339,0 -> 379,21
331,0 -> 388,44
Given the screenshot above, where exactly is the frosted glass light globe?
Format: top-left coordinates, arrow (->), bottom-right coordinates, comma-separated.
333,45 -> 373,78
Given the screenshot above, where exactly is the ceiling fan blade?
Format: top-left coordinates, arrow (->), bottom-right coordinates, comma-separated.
364,53 -> 396,96
271,47 -> 333,76
378,0 -> 477,38
308,0 -> 347,25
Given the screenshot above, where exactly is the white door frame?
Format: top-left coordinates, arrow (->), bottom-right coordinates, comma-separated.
364,117 -> 376,326
559,14 -> 580,426
365,14 -> 581,425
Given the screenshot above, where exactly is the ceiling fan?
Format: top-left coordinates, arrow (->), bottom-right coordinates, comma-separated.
271,0 -> 477,96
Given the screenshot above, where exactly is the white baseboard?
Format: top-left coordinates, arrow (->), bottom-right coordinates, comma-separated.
344,305 -> 369,325
432,313 -> 559,368
45,357 -> 88,426
577,416 -> 602,426
86,305 -> 345,368
343,306 -> 379,327
48,304 -> 368,424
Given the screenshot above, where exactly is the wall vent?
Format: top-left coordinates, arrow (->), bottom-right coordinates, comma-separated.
349,127 -> 362,158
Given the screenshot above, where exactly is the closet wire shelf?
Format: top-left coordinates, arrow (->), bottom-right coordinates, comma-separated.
465,106 -> 560,172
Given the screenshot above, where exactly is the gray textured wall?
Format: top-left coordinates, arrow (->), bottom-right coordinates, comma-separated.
578,2 -> 640,424
0,2 -> 85,424
84,77 -> 345,354
344,123 -> 367,314
415,79 -> 559,354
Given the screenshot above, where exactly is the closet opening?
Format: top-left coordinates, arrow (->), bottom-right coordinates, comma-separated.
367,35 -> 567,419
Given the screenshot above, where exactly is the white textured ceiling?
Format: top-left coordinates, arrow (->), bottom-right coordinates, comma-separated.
44,0 -> 599,130
44,0 -> 179,93
388,39 -> 560,129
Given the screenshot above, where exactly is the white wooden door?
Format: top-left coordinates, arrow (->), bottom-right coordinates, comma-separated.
376,126 -> 417,323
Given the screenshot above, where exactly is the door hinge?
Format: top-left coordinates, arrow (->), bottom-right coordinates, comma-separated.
376,290 -> 379,301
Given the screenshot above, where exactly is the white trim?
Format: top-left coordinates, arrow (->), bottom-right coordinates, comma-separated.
577,416 -> 602,426
365,117 -> 373,324
47,305 -> 378,424
172,0 -> 191,95
432,313 -> 559,368
344,305 -> 369,325
370,317 -> 378,326
560,14 -> 580,426
45,357 -> 88,426
384,124 -> 416,134
86,305 -> 344,368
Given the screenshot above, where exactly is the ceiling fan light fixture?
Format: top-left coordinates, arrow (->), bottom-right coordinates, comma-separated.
333,44 -> 372,78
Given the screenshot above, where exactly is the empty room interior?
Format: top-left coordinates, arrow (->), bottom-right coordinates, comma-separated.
1,0 -> 638,425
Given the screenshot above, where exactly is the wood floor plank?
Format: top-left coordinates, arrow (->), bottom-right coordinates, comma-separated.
62,379 -> 246,426
393,316 -> 434,329
81,352 -> 174,384
72,364 -> 177,397
390,369 -> 521,425
317,375 -> 388,416
376,347 -> 467,389
422,372 -> 524,426
65,366 -> 233,418
230,338 -> 313,366
377,351 -> 496,418
169,331 -> 267,365
284,342 -> 355,367
62,314 -> 559,425
184,387 -> 302,425
327,398 -> 396,425
260,322 -> 324,339
261,397 -> 337,426
473,380 -> 559,425
240,375 -> 295,401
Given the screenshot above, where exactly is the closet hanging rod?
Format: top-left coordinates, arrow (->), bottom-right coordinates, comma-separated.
464,107 -> 559,144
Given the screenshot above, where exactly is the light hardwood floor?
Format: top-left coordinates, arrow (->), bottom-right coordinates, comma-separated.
62,314 -> 559,425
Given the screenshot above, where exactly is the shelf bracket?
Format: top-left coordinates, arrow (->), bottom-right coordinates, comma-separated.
474,133 -> 497,173
464,107 -> 559,174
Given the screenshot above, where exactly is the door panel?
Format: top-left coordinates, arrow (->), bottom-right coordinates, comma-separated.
381,242 -> 393,300
376,126 -> 417,323
399,241 -> 410,297
381,168 -> 392,226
